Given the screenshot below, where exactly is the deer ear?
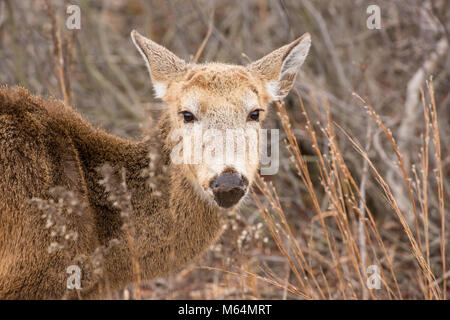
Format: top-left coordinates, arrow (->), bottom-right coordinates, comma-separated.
131,30 -> 186,99
248,33 -> 311,101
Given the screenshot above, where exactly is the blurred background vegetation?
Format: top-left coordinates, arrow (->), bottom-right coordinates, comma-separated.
0,0 -> 448,299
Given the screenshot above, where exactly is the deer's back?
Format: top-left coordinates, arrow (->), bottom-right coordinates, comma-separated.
0,87 -> 97,299
0,86 -> 90,203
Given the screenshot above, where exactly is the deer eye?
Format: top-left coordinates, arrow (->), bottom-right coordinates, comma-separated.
179,111 -> 196,123
248,109 -> 263,122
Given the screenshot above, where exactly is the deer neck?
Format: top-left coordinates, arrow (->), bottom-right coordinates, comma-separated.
133,112 -> 224,277
78,112 -> 225,285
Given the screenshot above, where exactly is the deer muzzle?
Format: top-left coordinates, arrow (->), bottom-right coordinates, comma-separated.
210,172 -> 249,208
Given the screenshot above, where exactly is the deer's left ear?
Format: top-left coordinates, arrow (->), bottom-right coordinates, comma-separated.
131,30 -> 186,99
248,33 -> 311,101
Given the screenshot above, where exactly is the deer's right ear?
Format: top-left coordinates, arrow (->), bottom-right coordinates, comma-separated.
248,33 -> 311,102
131,30 -> 186,99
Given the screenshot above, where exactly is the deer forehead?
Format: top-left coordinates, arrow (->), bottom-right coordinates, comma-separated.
169,63 -> 266,115
179,89 -> 259,116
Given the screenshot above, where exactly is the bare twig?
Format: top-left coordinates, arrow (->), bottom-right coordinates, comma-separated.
191,8 -> 214,63
46,0 -> 70,105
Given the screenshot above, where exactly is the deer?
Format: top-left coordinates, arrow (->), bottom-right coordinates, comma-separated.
0,30 -> 311,299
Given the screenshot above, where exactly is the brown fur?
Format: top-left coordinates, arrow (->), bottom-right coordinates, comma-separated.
0,86 -> 224,299
0,31 -> 310,299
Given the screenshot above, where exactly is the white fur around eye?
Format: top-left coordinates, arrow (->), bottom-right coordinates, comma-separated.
181,92 -> 199,116
243,92 -> 259,113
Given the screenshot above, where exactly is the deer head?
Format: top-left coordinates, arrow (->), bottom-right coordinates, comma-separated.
131,30 -> 311,209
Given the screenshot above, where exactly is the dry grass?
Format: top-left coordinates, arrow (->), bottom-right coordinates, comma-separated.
248,81 -> 447,299
0,0 -> 448,299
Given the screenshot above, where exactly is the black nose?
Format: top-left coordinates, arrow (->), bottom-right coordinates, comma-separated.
210,172 -> 249,208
